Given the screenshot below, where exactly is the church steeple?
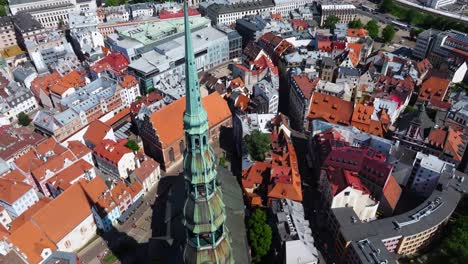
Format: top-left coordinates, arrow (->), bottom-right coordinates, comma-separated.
183,0 -> 208,131
181,1 -> 234,263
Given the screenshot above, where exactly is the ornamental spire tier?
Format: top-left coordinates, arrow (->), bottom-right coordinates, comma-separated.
181,1 -> 234,263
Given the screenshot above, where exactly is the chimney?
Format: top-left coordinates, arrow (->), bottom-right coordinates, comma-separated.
135,156 -> 141,168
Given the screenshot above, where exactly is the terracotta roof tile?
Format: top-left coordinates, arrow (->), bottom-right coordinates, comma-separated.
120,74 -> 138,88
427,128 -> 447,148
0,178 -> 34,204
80,177 -> 117,215
0,126 -> 44,162
292,75 -> 319,99
382,175 -> 402,211
149,93 -> 231,148
308,93 -> 353,125
128,181 -> 143,199
84,120 -> 113,147
8,221 -> 57,264
31,183 -> 92,243
31,70 -> 86,97
93,139 -> 132,165
133,158 -> 160,183
444,127 -> 465,161
418,76 -> 450,103
1,169 -> 27,183
242,162 -> 270,189
35,137 -> 67,157
30,151 -> 76,182
45,159 -> 94,191
90,52 -> 129,74
130,92 -> 163,114
347,28 -> 368,38
104,108 -> 130,126
67,140 -> 92,159
9,198 -> 51,232
235,94 -> 250,112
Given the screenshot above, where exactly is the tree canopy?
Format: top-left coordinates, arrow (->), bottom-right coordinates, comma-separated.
382,25 -> 396,43
125,139 -> 140,152
379,0 -> 394,13
439,216 -> 468,263
244,130 -> 270,161
323,15 -> 339,30
348,19 -> 364,29
17,112 -> 31,126
365,20 -> 379,39
248,209 -> 272,263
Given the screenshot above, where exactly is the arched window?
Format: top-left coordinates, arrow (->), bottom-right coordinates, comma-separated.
179,140 -> 185,153
169,147 -> 175,162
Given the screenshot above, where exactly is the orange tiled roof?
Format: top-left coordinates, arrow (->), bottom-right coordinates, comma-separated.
8,221 -> 57,264
31,183 -> 92,243
416,59 -> 432,74
14,150 -> 43,174
0,178 -> 33,204
292,75 -> 319,99
31,70 -> 86,97
111,181 -> 131,205
84,120 -> 113,147
235,94 -> 250,112
1,169 -> 27,183
427,128 -> 447,148
105,108 -> 130,126
229,77 -> 245,89
267,131 -> 302,202
31,151 -> 76,182
9,198 -> 51,232
80,177 -> 117,215
93,139 -> 132,165
418,76 -> 450,102
444,127 -> 464,161
67,140 -> 92,159
128,181 -> 143,199
347,43 -> 362,66
347,28 -> 368,38
133,158 -> 160,183
351,104 -> 385,137
120,74 -> 138,88
242,162 -> 270,189
46,159 -> 94,191
149,93 -> 231,148
308,93 -> 353,125
382,175 -> 402,211
35,137 -> 67,157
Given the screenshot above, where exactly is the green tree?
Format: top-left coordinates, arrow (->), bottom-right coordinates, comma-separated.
323,15 -> 339,29
379,0 -> 394,13
17,112 -> 31,126
0,5 -> 6,17
105,0 -> 119,6
365,20 -> 379,39
382,25 -> 396,43
348,19 -> 364,29
244,130 -> 270,161
410,28 -> 423,40
439,216 -> 468,263
125,139 -> 140,152
404,9 -> 416,24
248,209 -> 272,263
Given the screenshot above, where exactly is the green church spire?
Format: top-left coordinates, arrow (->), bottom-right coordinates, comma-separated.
181,1 -> 234,264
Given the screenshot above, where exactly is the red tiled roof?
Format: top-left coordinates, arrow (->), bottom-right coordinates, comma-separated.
67,140 -> 92,159
105,108 -> 130,126
351,104 -> 386,137
327,167 -> 370,196
427,128 -> 447,148
290,19 -> 308,30
90,52 -> 129,74
308,93 -> 354,125
149,93 -> 231,148
46,159 -> 94,191
444,127 -> 465,161
418,76 -> 450,103
35,137 -> 67,157
9,198 -> 51,232
1,170 -> 27,183
292,75 -> 319,99
84,120 -> 113,147
235,94 -> 250,112
130,92 -> 163,114
8,221 -> 57,264
133,158 -> 160,183
120,74 -> 138,88
382,175 -> 402,211
347,28 -> 368,38
159,6 -> 199,19
31,183 -> 92,243
416,59 -> 432,74
0,179 -> 33,204
31,70 -> 86,97
30,151 -> 76,182
93,139 -> 132,165
0,126 -> 44,161
242,162 -> 270,189
80,177 -> 117,216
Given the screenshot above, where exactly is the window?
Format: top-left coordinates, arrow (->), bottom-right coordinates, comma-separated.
169,147 -> 175,162
65,240 -> 71,248
344,191 -> 350,196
